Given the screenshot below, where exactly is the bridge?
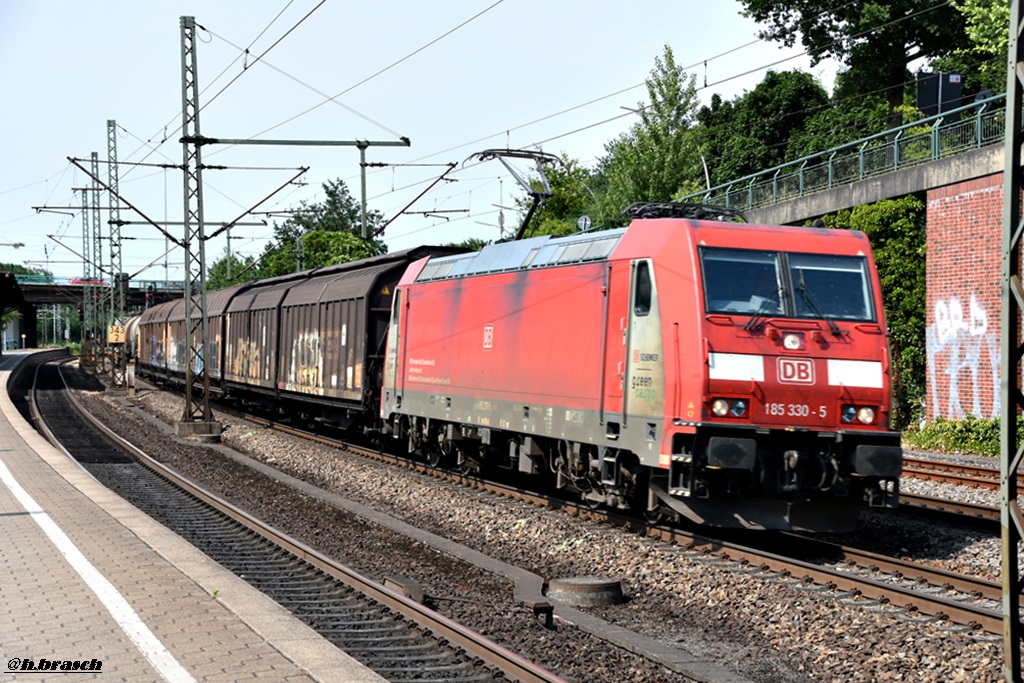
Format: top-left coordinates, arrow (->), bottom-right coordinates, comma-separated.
682,94 -> 1010,426
681,93 -> 1004,225
0,275 -> 183,348
11,275 -> 184,307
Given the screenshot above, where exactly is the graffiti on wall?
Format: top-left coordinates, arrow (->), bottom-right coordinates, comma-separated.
925,293 -> 999,419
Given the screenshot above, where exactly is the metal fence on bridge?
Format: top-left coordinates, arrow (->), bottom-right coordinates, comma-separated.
681,94 -> 1006,213
12,274 -> 184,293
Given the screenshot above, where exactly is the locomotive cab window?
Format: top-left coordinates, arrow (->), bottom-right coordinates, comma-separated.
788,253 -> 873,321
700,247 -> 875,322
634,261 -> 652,316
701,248 -> 782,316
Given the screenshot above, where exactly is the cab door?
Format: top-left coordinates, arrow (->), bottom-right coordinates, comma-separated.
602,262 -> 629,427
623,259 -> 664,423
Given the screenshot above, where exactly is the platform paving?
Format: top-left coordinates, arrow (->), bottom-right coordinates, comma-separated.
0,349 -> 385,683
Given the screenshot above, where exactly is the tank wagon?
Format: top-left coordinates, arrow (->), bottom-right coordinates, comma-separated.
381,204 -> 902,531
135,246 -> 465,429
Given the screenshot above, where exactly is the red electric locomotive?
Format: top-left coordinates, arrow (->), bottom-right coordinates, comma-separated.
382,203 -> 901,531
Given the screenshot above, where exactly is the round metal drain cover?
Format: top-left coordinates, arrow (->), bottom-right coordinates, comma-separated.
546,577 -> 624,606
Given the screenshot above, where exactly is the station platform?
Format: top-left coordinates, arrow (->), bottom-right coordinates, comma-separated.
0,349 -> 385,683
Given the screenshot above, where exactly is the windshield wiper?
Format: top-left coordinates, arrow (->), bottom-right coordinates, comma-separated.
796,270 -> 841,336
744,289 -> 783,332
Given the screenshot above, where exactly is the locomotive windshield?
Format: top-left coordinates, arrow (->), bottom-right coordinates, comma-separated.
701,247 -> 874,322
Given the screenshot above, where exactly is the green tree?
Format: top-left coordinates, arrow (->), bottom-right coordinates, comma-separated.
697,70 -> 829,185
597,45 -> 704,226
1,309 -> 21,326
284,178 -> 383,239
254,230 -> 380,279
739,1 -> 971,127
785,83 -> 890,159
210,178 -> 385,280
816,195 -> 926,429
445,237 -> 490,251
206,248 -> 256,290
514,154 -> 599,236
932,0 -> 1009,95
0,262 -> 50,277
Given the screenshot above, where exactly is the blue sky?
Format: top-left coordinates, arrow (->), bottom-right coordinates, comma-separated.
0,1 -> 838,281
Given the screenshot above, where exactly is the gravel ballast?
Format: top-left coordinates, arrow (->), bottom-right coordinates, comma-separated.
68,375 -> 1010,683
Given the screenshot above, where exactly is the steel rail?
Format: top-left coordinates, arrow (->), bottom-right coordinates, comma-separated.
900,491 -> 1000,524
53,367 -> 568,683
128,377 -> 1010,638
655,528 -> 1004,635
235,407 -> 1008,637
903,455 -> 1022,490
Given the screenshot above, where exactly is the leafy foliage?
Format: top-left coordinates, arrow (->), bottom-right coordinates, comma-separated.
595,45 -> 704,226
738,1 -> 971,125
516,154 -> 599,237
697,70 -> 830,185
932,0 -> 1010,96
206,249 -> 257,290
0,262 -> 49,276
280,178 -> 383,240
815,196 -> 926,429
902,415 -> 1020,457
208,178 -> 385,284
786,84 -> 891,159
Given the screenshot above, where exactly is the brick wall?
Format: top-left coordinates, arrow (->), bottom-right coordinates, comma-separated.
925,173 -> 1002,421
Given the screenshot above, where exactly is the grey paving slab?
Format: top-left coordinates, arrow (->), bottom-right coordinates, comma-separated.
0,350 -> 386,683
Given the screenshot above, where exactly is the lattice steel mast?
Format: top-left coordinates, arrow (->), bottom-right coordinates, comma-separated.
177,15 -> 219,440
1002,1 -> 1024,679
108,119 -> 128,388
79,187 -> 94,369
90,152 -> 105,340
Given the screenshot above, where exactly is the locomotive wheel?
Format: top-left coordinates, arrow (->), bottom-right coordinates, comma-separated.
643,505 -> 668,525
424,443 -> 443,467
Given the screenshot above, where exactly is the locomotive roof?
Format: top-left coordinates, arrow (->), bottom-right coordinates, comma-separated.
415,228 -> 627,282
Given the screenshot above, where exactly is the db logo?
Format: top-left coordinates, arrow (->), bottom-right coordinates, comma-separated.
777,358 -> 815,384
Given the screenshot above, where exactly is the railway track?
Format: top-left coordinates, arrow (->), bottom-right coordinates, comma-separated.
898,491 -> 1000,528
903,454 -> 1015,490
31,361 -> 566,683
216,397 -> 1010,639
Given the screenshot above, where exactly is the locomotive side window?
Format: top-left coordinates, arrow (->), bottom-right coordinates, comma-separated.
701,248 -> 782,315
789,254 -> 873,321
634,261 -> 652,316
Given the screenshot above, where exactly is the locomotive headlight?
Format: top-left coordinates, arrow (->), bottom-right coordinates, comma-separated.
711,398 -> 730,416
782,333 -> 804,350
841,404 -> 877,424
730,399 -> 748,417
711,398 -> 748,418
